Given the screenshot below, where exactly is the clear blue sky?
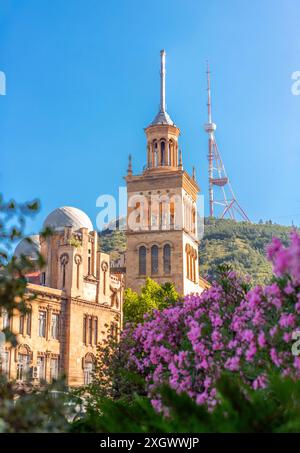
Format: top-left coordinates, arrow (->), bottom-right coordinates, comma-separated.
1,0 -> 300,234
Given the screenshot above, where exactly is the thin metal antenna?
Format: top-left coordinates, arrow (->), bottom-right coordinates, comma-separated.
206,61 -> 212,124
204,62 -> 216,217
203,63 -> 250,222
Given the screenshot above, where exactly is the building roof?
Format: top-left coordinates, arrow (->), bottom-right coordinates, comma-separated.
43,206 -> 93,232
150,109 -> 175,126
14,235 -> 41,260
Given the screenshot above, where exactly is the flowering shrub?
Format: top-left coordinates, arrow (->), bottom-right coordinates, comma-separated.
124,231 -> 300,413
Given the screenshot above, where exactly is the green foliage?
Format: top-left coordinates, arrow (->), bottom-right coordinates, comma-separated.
80,325 -> 146,403
68,235 -> 81,248
0,375 -> 74,433
72,373 -> 300,433
123,278 -> 180,324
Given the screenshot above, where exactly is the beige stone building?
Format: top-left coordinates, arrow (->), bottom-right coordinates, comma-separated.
1,207 -> 123,386
125,50 -> 208,295
0,50 -> 209,387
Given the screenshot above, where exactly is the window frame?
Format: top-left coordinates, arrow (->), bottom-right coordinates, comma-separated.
51,313 -> 59,339
151,245 -> 159,275
163,243 -> 171,274
138,245 -> 147,275
38,310 -> 47,338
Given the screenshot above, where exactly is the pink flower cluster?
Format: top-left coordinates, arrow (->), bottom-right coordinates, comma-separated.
123,232 -> 300,413
267,231 -> 300,285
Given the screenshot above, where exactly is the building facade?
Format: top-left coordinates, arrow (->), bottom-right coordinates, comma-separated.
1,207 -> 123,386
0,51 -> 210,387
126,50 -> 207,295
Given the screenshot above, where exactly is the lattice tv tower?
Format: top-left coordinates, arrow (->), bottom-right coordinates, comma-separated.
204,64 -> 250,221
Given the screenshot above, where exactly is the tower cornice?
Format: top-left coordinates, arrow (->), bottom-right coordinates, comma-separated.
125,168 -> 199,200
144,123 -> 180,136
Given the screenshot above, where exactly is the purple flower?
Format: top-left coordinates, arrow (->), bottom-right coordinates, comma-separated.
258,331 -> 267,348
242,329 -> 254,342
225,356 -> 240,371
279,313 -> 296,328
121,232 -> 300,414
252,374 -> 267,390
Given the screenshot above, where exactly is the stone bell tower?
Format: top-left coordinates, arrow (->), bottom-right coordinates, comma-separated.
126,50 -> 206,295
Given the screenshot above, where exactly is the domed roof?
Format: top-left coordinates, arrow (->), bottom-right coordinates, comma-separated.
14,235 -> 41,260
43,206 -> 93,232
150,109 -> 175,127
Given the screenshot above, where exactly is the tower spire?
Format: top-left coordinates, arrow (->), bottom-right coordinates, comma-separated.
160,49 -> 166,112
150,50 -> 175,126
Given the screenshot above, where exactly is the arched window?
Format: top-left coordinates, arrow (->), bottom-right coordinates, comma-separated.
151,245 -> 159,274
83,353 -> 95,385
139,246 -> 146,275
170,201 -> 175,228
147,144 -> 151,168
192,208 -> 196,234
101,261 -> 108,295
193,250 -> 198,282
160,141 -> 165,165
74,254 -> 82,289
190,250 -> 194,282
186,244 -> 190,279
153,141 -> 158,167
60,253 -> 69,288
16,345 -> 31,381
163,244 -> 171,274
169,140 -> 174,166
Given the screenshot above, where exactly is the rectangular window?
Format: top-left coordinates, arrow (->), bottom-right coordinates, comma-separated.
26,311 -> 31,336
50,357 -> 59,381
94,318 -> 98,345
19,314 -> 25,335
17,354 -> 30,381
51,313 -> 59,339
88,317 -> 92,345
0,351 -> 9,376
2,309 -> 10,330
41,272 -> 46,286
38,311 -> 46,337
37,356 -> 46,380
83,362 -> 94,385
83,315 -> 87,344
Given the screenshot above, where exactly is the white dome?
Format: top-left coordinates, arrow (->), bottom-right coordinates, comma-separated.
43,206 -> 93,232
14,235 -> 41,260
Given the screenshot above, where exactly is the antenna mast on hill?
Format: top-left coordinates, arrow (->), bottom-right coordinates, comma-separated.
203,63 -> 250,222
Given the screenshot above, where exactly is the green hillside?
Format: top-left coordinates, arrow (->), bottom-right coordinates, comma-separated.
99,228 -> 127,261
199,218 -> 295,284
99,219 -> 296,284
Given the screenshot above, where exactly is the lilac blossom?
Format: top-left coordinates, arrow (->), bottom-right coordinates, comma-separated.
121,232 -> 300,412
